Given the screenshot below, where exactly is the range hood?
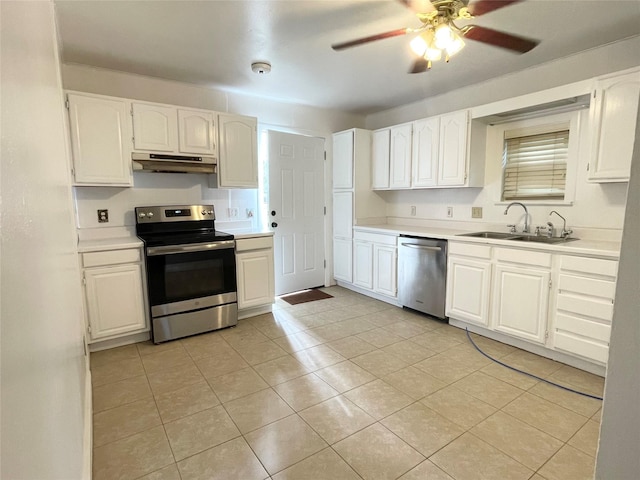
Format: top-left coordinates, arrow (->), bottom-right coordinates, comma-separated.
132,152 -> 217,174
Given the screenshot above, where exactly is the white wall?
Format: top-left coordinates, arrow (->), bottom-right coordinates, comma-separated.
1,2 -> 87,478
365,37 -> 640,234
595,102 -> 640,479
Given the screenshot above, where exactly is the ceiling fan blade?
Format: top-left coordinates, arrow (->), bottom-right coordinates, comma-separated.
466,0 -> 524,17
397,0 -> 435,14
332,28 -> 409,51
409,57 -> 430,74
462,25 -> 539,53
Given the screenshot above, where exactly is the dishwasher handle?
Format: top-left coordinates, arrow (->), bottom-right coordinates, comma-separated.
400,243 -> 442,252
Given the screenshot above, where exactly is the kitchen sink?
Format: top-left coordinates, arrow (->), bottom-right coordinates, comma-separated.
458,231 -> 579,244
459,231 -> 523,240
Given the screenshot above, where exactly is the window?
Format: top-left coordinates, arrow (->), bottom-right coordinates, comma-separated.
502,128 -> 569,201
491,110 -> 582,205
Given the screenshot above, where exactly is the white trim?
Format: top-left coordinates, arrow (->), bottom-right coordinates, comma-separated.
238,304 -> 273,320
82,368 -> 92,480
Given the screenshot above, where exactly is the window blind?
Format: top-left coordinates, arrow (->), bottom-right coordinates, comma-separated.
502,129 -> 569,200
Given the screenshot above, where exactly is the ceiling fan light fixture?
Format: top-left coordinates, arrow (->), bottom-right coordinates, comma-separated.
434,22 -> 454,49
425,46 -> 442,61
410,34 -> 428,56
446,32 -> 465,56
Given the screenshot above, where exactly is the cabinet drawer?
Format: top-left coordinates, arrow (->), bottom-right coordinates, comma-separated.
448,242 -> 491,259
236,236 -> 273,252
554,331 -> 609,364
559,255 -> 618,278
82,248 -> 141,267
556,313 -> 611,342
556,292 -> 614,321
558,274 -> 616,299
354,230 -> 397,245
495,248 -> 552,268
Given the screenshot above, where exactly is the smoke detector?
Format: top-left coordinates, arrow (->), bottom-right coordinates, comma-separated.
251,62 -> 271,74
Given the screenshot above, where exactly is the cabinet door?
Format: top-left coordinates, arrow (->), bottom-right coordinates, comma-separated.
333,238 -> 353,282
389,123 -> 413,189
588,70 -> 640,182
84,264 -> 147,341
412,117 -> 439,188
492,264 -> 550,344
132,103 -> 178,152
333,191 -> 353,239
67,93 -> 132,185
372,129 -> 390,189
353,241 -> 374,289
438,110 -> 469,186
178,108 -> 216,155
236,249 -> 275,309
333,130 -> 354,189
446,256 -> 491,326
218,113 -> 258,188
374,244 -> 397,298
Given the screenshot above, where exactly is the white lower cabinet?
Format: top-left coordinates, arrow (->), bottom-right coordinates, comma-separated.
373,244 -> 397,298
491,248 -> 552,345
353,240 -> 374,289
492,263 -> 550,344
351,231 -> 398,299
447,255 -> 491,327
552,256 -> 618,363
333,238 -> 353,282
81,248 -> 148,342
236,236 -> 275,310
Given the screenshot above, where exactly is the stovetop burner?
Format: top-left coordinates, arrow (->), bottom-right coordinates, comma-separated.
134,204 -> 234,246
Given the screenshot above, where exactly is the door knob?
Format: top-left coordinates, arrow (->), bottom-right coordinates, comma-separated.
271,222 -> 278,228
271,210 -> 276,216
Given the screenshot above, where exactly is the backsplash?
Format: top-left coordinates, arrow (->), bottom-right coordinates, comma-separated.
74,172 -> 259,230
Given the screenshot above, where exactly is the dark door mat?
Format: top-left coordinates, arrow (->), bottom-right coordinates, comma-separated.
280,289 -> 333,305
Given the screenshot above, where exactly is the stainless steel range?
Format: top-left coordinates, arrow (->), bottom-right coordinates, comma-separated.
136,204 -> 237,343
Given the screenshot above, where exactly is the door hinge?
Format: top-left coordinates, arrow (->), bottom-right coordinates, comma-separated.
593,90 -> 597,99
548,279 -> 552,289
82,275 -> 86,285
130,106 -> 134,116
87,323 -> 92,334
324,259 -> 326,268
132,136 -> 135,145
65,96 -> 70,110
586,163 -> 590,172
545,330 -> 549,340
324,151 -> 327,161
71,166 -> 75,177
324,206 -> 326,215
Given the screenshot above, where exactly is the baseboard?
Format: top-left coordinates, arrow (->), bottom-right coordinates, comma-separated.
449,318 -> 607,377
83,367 -> 92,480
89,331 -> 151,352
238,304 -> 273,320
335,281 -> 401,307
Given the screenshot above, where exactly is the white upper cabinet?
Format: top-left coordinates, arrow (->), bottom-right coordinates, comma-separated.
67,92 -> 132,186
333,130 -> 354,189
218,113 -> 258,188
132,102 -> 178,152
412,117 -> 439,187
389,123 -> 413,189
438,110 -> 469,186
372,128 -> 390,189
178,108 -> 216,155
588,69 -> 640,182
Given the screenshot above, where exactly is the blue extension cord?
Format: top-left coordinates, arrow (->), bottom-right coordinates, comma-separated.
465,328 -> 604,401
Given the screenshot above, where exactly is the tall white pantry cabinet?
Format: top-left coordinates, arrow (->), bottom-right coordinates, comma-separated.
332,129 -> 386,283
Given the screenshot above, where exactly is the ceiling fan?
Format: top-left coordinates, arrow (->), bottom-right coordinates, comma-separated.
331,0 -> 540,73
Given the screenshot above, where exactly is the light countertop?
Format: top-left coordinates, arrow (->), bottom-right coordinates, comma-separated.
354,224 -> 621,259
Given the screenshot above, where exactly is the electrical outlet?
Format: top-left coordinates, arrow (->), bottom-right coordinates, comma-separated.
472,207 -> 483,219
97,209 -> 109,223
228,208 -> 238,218
410,205 -> 416,216
447,206 -> 453,218
246,209 -> 254,218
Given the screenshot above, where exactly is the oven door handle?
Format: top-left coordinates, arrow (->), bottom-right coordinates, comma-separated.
147,240 -> 235,256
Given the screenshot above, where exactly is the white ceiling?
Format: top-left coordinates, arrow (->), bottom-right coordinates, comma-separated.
54,0 -> 640,115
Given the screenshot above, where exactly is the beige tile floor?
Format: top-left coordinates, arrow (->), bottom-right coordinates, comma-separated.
91,286 -> 604,480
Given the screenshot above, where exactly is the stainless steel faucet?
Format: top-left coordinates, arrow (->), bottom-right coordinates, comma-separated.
549,210 -> 573,238
504,202 -> 529,233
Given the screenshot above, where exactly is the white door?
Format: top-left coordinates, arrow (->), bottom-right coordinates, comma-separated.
372,128 -> 390,189
268,131 -> 325,295
132,102 -> 178,152
218,113 -> 259,188
438,110 -> 469,186
332,130 -> 354,189
178,108 -> 216,155
446,256 -> 492,326
412,117 -> 439,187
373,244 -> 397,298
389,123 -> 413,188
353,240 -> 373,289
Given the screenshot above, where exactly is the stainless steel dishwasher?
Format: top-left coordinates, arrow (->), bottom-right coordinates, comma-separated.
398,236 -> 448,320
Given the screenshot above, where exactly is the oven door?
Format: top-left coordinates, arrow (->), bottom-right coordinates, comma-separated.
145,240 -> 237,317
